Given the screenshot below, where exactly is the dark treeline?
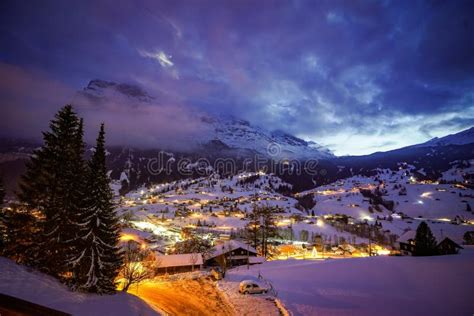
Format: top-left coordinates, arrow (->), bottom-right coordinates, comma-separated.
0,105 -> 122,294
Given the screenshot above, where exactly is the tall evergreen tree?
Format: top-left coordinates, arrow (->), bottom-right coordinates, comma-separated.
18,105 -> 86,276
71,124 -> 122,294
414,222 -> 438,256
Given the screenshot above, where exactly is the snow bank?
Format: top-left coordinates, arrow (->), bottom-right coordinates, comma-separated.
0,258 -> 158,315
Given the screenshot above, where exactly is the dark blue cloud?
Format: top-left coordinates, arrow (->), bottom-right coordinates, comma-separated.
0,0 -> 473,154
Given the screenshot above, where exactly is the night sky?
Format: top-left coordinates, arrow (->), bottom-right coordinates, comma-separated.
1,0 -> 473,155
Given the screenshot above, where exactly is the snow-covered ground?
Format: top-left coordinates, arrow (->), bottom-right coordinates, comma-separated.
307,167 -> 473,221
0,257 -> 159,316
441,159 -> 474,182
293,167 -> 473,245
223,246 -> 474,316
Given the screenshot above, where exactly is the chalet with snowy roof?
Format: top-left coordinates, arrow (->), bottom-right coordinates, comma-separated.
398,230 -> 463,256
156,253 -> 203,275
205,240 -> 263,267
437,237 -> 463,255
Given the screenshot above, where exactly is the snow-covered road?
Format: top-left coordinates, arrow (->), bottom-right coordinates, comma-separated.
218,278 -> 281,316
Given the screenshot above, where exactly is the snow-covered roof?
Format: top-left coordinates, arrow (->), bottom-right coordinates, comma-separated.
207,240 -> 257,259
398,230 -> 416,243
157,253 -> 203,268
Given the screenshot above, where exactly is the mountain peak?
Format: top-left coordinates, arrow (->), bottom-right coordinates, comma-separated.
81,79 -> 154,102
201,115 -> 334,159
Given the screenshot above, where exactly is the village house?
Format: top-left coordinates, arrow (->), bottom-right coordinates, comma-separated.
437,237 -> 463,255
156,253 -> 203,275
205,240 -> 264,267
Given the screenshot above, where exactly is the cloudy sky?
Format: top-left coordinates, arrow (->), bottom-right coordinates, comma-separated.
1,0 -> 473,155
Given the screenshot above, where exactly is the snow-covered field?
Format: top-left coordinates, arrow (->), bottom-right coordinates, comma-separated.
222,246 -> 474,316
0,257 -> 158,316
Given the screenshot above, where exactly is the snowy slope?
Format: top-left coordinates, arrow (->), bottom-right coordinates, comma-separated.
303,167 -> 474,221
441,159 -> 474,182
0,257 -> 159,316
415,126 -> 474,147
223,248 -> 474,316
293,166 -> 474,245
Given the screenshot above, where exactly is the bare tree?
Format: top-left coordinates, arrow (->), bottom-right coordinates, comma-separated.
119,241 -> 156,292
189,253 -> 199,271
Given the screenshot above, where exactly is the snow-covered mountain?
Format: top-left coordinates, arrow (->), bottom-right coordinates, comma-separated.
78,79 -> 334,159
200,115 -> 333,159
415,127 -> 474,147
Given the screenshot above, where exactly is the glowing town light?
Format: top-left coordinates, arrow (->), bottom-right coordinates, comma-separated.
316,218 -> 324,227
120,233 -> 138,242
130,221 -> 167,234
220,225 -> 231,230
277,219 -> 291,227
376,248 -> 391,256
360,215 -> 374,221
420,192 -> 433,198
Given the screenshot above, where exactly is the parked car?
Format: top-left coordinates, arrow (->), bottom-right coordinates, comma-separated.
239,280 -> 268,294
